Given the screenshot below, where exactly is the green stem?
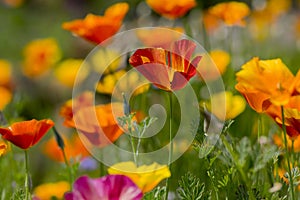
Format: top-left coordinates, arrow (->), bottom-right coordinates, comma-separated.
129,133 -> 137,164
281,106 -> 295,199
165,92 -> 173,200
201,17 -> 211,52
221,135 -> 256,200
24,150 -> 31,200
99,151 -> 105,177
62,148 -> 74,189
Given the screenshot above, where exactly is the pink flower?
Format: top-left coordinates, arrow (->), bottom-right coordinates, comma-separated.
65,175 -> 143,200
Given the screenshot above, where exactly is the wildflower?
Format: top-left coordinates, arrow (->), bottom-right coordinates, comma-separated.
0,140 -> 8,156
203,11 -> 221,33
42,134 -> 89,162
0,59 -> 12,86
0,119 -> 54,149
136,27 -> 184,48
33,181 -> 70,200
0,86 -> 12,110
203,91 -> 246,120
67,103 -> 124,147
64,175 -> 143,200
96,69 -> 150,96
60,91 -> 94,127
273,132 -> 300,152
108,161 -> 171,193
197,49 -> 230,81
91,48 -> 123,74
62,2 -> 129,44
146,0 -> 196,19
22,38 -> 61,77
208,1 -> 250,26
54,59 -> 89,87
236,57 -> 295,106
129,39 -> 201,91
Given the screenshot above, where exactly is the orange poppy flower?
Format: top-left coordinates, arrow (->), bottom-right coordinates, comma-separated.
146,0 -> 196,19
236,57 -> 295,106
65,103 -> 124,147
60,91 -> 94,127
295,70 -> 300,95
0,119 -> 54,149
129,39 -> 201,91
208,1 -> 250,26
62,2 -> 129,44
235,83 -> 272,113
42,134 -> 89,162
136,27 -> 184,48
22,38 -> 61,78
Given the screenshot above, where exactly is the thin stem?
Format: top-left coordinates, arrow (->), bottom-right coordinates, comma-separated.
24,150 -> 31,200
62,148 -> 74,189
99,151 -> 105,177
165,92 -> 173,200
129,133 -> 137,164
281,106 -> 295,199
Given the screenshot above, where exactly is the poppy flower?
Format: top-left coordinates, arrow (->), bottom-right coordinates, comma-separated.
60,91 -> 94,128
0,140 -> 8,156
42,134 -> 90,162
0,86 -> 12,110
0,119 -> 54,149
65,103 -> 124,147
96,69 -> 150,96
108,161 -> 171,193
22,38 -> 61,78
273,132 -> 300,152
62,2 -> 129,44
64,175 -> 143,200
236,57 -> 295,106
208,1 -> 250,26
135,27 -> 184,48
146,0 -> 196,19
129,39 -> 201,91
202,91 -> 246,121
235,83 -> 272,113
0,59 -> 12,86
33,181 -> 70,200
54,59 -> 89,88
197,49 -> 230,81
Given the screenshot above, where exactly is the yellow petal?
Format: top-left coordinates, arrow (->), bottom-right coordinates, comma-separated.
108,161 -> 171,193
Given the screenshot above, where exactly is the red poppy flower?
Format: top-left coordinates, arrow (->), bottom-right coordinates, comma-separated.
129,39 -> 201,91
0,119 -> 54,149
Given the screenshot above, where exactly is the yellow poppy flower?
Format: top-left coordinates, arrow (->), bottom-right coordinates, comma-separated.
54,59 -> 89,87
0,140 -> 8,157
197,49 -> 230,81
33,181 -> 70,200
202,91 -> 246,120
208,1 -> 250,26
22,38 -> 61,78
0,59 -> 12,86
91,48 -> 123,74
0,86 -> 12,110
108,161 -> 171,193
